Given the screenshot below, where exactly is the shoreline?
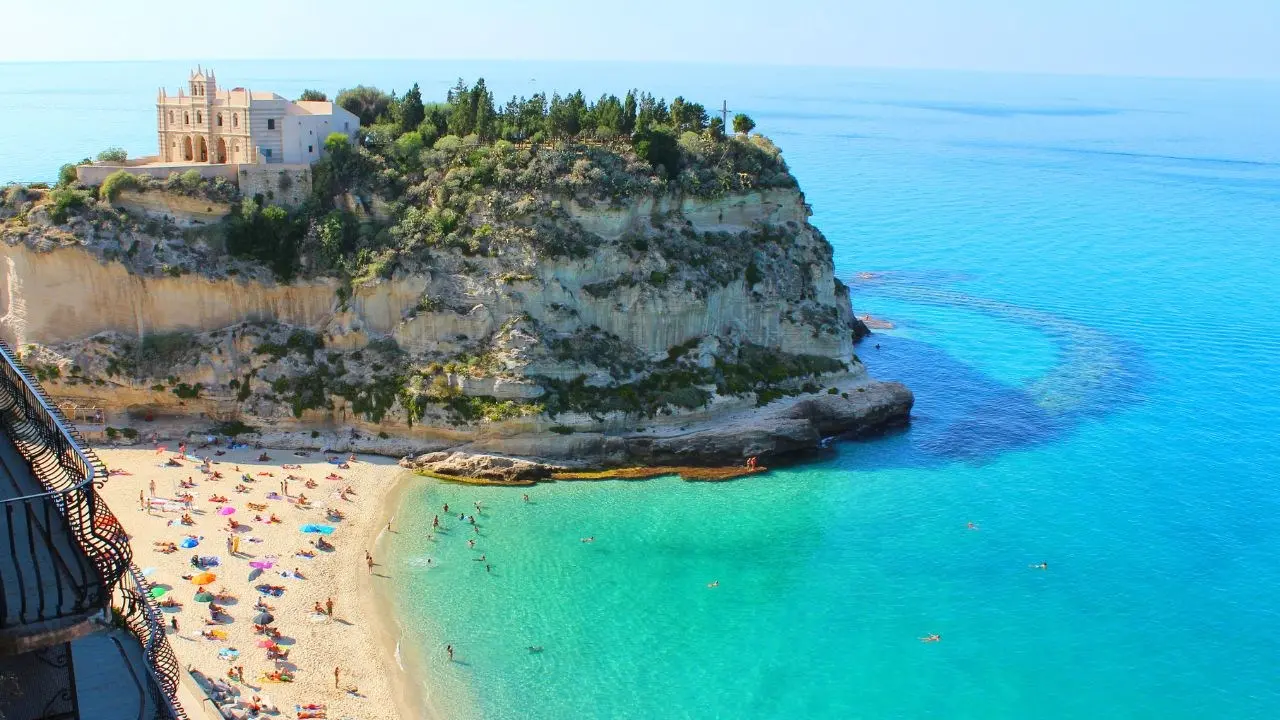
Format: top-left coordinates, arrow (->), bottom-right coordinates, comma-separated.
96,445 -> 435,720
366,472 -> 444,720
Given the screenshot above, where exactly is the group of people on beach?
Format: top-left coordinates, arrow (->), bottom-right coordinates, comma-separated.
127,439 -> 377,716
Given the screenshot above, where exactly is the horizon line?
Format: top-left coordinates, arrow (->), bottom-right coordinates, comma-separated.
0,57 -> 1276,84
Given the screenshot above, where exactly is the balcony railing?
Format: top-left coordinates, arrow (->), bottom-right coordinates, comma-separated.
0,340 -> 132,635
113,565 -> 190,720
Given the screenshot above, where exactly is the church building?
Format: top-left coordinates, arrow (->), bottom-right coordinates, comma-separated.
156,67 -> 359,166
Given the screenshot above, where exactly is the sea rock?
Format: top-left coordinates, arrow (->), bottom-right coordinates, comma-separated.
403,451 -> 553,483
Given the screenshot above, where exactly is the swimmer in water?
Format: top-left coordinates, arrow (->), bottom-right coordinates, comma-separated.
580,536 -> 595,543
920,634 -> 941,643
468,539 -> 475,548
1031,562 -> 1048,570
528,646 -> 543,653
967,522 -> 979,530
707,581 -> 719,588
522,494 -> 530,503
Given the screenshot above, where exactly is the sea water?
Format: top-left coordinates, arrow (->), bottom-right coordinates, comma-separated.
3,61 -> 1279,719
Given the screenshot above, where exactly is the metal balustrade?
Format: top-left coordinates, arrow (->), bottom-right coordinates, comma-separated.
113,565 -> 190,720
0,340 -> 131,634
0,341 -> 186,717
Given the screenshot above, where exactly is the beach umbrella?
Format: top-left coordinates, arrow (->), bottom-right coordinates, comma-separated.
248,567 -> 264,582
249,560 -> 274,569
191,572 -> 217,585
300,524 -> 335,535
256,639 -> 276,648
194,591 -> 214,602
179,537 -> 199,549
148,586 -> 168,599
218,506 -> 236,516
253,610 -> 275,625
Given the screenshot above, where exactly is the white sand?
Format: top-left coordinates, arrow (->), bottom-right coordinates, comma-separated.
97,444 -> 424,720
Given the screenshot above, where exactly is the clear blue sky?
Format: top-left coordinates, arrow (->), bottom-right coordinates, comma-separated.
6,0 -> 1277,78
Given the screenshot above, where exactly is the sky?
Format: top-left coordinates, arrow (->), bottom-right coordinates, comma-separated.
4,0 -> 1278,78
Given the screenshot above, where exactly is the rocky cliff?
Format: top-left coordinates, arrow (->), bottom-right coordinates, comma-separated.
0,136 -> 910,473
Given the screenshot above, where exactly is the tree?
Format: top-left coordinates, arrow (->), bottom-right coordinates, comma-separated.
622,90 -> 638,135
398,83 -> 425,134
336,86 -> 394,126
447,78 -> 475,137
708,117 -> 726,141
633,127 -> 679,176
96,147 -> 127,163
470,79 -> 497,140
299,89 -> 327,101
732,113 -> 756,136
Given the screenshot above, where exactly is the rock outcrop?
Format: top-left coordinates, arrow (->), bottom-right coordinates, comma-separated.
0,138 -> 912,470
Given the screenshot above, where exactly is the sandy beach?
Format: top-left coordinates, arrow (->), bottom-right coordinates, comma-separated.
97,442 -> 423,720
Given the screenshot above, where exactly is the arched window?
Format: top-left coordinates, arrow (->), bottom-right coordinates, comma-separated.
217,113 -> 223,127
196,111 -> 202,124
233,113 -> 239,128
184,112 -> 190,125
168,111 -> 174,123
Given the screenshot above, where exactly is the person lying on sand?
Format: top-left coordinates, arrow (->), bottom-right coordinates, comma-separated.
305,479 -> 317,489
181,513 -> 194,526
235,484 -> 250,493
208,494 -> 228,503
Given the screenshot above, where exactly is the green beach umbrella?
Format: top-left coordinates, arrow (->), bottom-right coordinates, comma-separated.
148,586 -> 168,599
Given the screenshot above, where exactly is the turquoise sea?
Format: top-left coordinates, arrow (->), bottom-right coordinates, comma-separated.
4,61 -> 1280,719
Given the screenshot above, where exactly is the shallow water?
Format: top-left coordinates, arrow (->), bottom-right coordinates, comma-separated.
5,61 -> 1280,719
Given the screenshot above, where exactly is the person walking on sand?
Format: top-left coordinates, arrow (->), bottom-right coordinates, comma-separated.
150,478 -> 157,497
367,554 -> 374,573
334,666 -> 340,688
171,616 -> 178,633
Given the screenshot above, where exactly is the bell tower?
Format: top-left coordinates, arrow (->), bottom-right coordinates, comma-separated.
189,65 -> 216,100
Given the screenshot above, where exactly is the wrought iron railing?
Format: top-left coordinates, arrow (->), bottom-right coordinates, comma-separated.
0,340 -> 132,632
113,565 -> 189,720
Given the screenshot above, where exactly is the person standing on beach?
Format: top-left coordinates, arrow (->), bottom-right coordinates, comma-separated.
149,478 -> 157,497
446,645 -> 454,661
326,597 -> 334,616
433,515 -> 439,529
367,554 -> 374,573
334,666 -> 340,688
139,490 -> 145,512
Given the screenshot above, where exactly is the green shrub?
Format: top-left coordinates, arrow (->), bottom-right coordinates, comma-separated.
47,187 -> 91,223
378,431 -> 389,439
121,427 -> 139,440
211,420 -> 256,436
57,163 -> 79,187
549,425 -> 575,435
99,170 -> 140,201
96,147 -> 128,163
105,427 -> 119,439
172,382 -> 203,399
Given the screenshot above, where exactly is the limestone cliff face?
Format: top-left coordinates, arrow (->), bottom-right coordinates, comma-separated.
1,181 -> 910,467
